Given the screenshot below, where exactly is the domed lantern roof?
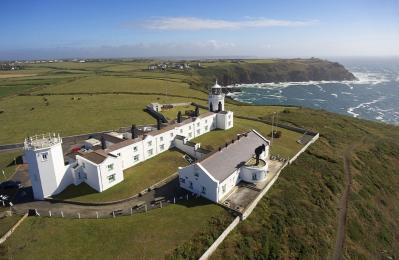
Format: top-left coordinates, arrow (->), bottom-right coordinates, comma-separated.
212,80 -> 222,89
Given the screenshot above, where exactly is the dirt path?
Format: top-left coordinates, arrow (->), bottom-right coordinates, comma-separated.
331,140 -> 363,260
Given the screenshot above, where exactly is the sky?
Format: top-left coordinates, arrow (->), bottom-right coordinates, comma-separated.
1,0 -> 399,60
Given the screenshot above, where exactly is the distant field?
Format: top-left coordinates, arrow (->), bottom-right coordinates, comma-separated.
0,73 -> 37,78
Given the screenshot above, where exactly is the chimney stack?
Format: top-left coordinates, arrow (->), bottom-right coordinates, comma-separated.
101,136 -> 106,150
177,111 -> 182,123
157,118 -> 161,130
131,124 -> 138,139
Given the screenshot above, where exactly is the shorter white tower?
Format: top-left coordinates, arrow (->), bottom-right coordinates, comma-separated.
24,133 -> 68,200
208,81 -> 225,112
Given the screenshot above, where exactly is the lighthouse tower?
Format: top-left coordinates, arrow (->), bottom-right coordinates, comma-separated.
24,133 -> 68,200
208,81 -> 225,112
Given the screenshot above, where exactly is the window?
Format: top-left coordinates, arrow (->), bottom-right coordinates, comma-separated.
160,144 -> 165,151
202,186 -> 206,194
196,129 -> 200,135
205,119 -> 208,123
147,149 -> 153,156
133,146 -> 138,152
107,164 -> 114,171
252,173 -> 257,180
188,126 -> 192,130
180,129 -> 183,134
170,133 -> 173,138
179,177 -> 185,183
189,181 -> 193,189
160,136 -> 164,142
108,174 -> 116,183
41,152 -> 48,161
197,122 -> 200,127
194,171 -> 199,177
147,141 -> 152,146
205,125 -> 209,131
82,162 -> 86,168
188,133 -> 192,138
117,153 -> 121,157
134,155 -> 139,162
222,184 -> 226,193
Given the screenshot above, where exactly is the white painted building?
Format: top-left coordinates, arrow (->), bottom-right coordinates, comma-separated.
24,82 -> 234,200
178,130 -> 270,203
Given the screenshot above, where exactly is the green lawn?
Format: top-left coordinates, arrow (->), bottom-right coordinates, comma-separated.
53,150 -> 188,202
193,118 -> 303,158
1,199 -> 230,260
0,151 -> 21,181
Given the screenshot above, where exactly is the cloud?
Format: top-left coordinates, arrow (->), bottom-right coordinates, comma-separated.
134,17 -> 317,31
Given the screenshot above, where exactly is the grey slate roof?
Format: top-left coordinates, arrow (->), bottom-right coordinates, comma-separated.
199,130 -> 269,182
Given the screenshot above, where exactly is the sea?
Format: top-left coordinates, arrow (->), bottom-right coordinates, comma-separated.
227,58 -> 399,126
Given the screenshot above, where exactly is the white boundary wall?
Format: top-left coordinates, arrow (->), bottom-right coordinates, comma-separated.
0,213 -> 28,245
199,216 -> 240,260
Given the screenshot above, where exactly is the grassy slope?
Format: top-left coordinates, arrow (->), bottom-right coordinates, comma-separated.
194,109 -> 398,259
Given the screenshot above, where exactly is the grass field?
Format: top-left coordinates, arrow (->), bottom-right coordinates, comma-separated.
193,118 -> 303,158
1,199 -> 231,260
54,150 -> 188,202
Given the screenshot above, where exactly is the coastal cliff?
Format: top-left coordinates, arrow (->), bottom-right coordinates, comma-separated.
194,58 -> 356,89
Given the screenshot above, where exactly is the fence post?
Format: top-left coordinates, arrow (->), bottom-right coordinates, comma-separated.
160,201 -> 162,208
78,213 -> 80,219
186,194 -> 189,200
49,210 -> 51,217
112,211 -> 115,218
61,211 -> 64,218
145,204 -> 147,213
96,212 -> 99,219
173,197 -> 176,204
130,208 -> 133,216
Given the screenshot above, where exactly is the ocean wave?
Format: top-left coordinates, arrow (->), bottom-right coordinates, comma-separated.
347,97 -> 386,118
331,93 -> 338,98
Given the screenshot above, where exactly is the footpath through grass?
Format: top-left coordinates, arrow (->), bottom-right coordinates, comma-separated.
1,199 -> 231,260
53,150 -> 188,202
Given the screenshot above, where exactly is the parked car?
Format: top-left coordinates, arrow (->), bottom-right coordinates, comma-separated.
0,180 -> 22,190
